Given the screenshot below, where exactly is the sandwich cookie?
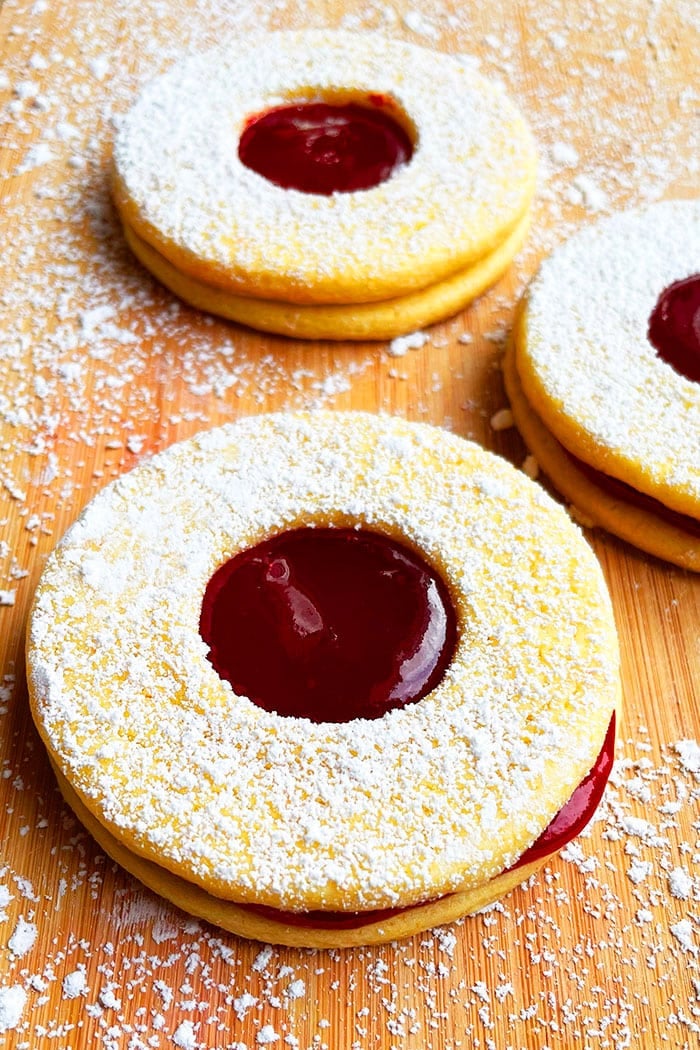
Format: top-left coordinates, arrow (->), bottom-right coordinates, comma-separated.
113,30 -> 537,340
27,412 -> 619,945
506,200 -> 700,570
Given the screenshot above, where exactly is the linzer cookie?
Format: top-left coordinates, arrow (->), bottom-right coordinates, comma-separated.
506,199 -> 700,571
27,412 -> 619,947
112,30 -> 536,340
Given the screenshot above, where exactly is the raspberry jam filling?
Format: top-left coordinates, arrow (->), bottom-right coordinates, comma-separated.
648,273 -> 700,384
567,451 -> 700,538
242,713 -> 616,930
511,710 -> 615,869
199,527 -> 457,723
238,99 -> 413,195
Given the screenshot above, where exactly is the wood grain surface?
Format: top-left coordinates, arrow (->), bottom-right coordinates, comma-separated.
1,1 -> 698,1048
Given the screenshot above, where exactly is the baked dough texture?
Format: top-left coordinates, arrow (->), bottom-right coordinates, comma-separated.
112,30 -> 537,338
27,412 -> 619,943
504,341 -> 700,571
53,760 -> 546,948
510,199 -> 700,569
123,210 -> 531,341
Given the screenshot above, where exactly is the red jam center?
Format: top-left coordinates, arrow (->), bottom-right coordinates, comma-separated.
237,99 -> 413,195
199,528 -> 457,723
647,273 -> 700,383
243,713 -> 616,929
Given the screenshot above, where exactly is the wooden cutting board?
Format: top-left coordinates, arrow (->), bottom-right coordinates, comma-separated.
1,1 -> 698,1047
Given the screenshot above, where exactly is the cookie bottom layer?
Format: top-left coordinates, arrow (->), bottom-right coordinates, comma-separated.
503,342 -> 700,572
54,761 -> 544,949
122,211 -> 530,341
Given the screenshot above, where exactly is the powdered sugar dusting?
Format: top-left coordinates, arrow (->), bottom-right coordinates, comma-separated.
0,985 -> 27,1034
114,30 -> 536,302
2,733 -> 699,1047
1,0 -> 698,1046
27,412 -> 618,911
8,916 -> 38,958
518,200 -> 700,515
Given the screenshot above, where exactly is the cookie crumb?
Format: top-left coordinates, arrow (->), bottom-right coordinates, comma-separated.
490,407 -> 514,431
522,455 -> 539,480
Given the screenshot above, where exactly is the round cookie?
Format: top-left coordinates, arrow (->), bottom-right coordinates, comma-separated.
513,200 -> 700,527
27,412 -> 619,943
112,30 -> 537,336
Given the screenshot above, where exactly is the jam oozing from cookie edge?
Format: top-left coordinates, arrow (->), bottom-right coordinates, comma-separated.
238,99 -> 414,195
567,450 -> 700,538
648,274 -> 700,384
199,528 -> 457,723
512,709 -> 615,869
241,712 -> 616,930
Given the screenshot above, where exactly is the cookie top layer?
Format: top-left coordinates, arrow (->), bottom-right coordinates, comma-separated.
515,199 -> 700,520
27,412 -> 619,912
113,30 -> 537,304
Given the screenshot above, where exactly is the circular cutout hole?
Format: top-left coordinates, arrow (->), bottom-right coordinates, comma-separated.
199,527 -> 457,722
647,273 -> 700,383
238,97 -> 414,195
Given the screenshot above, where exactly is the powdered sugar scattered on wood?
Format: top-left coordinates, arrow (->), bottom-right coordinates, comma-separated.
1,0 -> 698,1046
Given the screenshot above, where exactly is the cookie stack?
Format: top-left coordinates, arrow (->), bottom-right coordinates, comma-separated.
504,199 -> 700,571
26,413 -> 619,947
112,30 -> 537,340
